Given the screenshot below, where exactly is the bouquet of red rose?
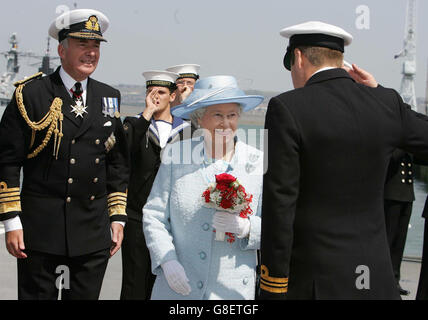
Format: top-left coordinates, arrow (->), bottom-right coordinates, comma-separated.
202,173 -> 253,242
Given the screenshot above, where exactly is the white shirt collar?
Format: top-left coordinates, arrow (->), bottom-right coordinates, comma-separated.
59,66 -> 88,93
310,66 -> 336,78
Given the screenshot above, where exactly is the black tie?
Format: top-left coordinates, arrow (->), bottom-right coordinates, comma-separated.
71,82 -> 84,124
73,82 -> 83,104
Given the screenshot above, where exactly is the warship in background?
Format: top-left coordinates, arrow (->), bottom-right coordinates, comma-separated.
0,34 -> 58,120
0,34 -> 21,109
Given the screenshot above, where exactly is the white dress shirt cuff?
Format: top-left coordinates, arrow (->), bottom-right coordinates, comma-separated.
3,216 -> 23,233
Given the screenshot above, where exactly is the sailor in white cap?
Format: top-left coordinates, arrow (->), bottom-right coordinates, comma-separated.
0,9 -> 129,300
166,64 -> 200,107
120,70 -> 193,300
260,21 -> 428,300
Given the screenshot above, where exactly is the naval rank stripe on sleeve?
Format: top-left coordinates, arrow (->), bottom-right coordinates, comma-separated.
107,195 -> 127,203
0,182 -> 21,215
260,265 -> 289,294
107,192 -> 127,217
0,192 -> 21,200
108,201 -> 127,208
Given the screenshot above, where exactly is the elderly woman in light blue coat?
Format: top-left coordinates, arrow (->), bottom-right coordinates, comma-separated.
142,76 -> 264,300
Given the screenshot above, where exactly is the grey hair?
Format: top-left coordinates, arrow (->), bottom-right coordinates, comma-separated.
189,107 -> 208,128
60,38 -> 69,49
189,104 -> 243,128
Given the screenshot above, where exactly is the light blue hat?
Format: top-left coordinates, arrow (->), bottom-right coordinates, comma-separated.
171,75 -> 264,119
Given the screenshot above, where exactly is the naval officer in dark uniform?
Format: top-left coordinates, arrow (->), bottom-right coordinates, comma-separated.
120,71 -> 193,300
0,9 -> 129,299
384,149 -> 414,296
260,21 -> 428,299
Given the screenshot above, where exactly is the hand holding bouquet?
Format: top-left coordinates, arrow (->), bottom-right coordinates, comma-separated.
202,173 -> 253,243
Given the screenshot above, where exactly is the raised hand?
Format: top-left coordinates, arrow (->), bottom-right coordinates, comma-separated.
178,86 -> 192,103
344,63 -> 378,88
142,88 -> 161,121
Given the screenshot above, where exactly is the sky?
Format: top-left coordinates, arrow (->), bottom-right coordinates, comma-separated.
1,0 -> 428,98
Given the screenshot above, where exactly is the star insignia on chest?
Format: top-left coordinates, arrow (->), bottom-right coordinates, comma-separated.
71,100 -> 88,118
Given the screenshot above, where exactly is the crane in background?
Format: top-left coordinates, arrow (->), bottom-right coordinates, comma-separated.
394,0 -> 418,111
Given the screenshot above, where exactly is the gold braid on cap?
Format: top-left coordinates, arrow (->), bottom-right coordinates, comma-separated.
14,72 -> 64,160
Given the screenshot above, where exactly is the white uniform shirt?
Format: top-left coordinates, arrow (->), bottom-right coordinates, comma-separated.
59,67 -> 88,105
155,120 -> 172,148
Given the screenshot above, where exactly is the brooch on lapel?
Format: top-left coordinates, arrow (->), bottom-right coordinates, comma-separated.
105,133 -> 116,153
246,153 -> 260,173
245,163 -> 256,174
102,97 -> 120,118
249,153 -> 259,163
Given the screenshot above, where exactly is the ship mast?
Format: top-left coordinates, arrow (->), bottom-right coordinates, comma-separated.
395,0 -> 418,110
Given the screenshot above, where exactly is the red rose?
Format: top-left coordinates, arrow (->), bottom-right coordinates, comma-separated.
220,198 -> 233,209
216,183 -> 229,192
215,173 -> 236,185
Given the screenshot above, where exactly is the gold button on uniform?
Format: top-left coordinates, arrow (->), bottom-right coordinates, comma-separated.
95,158 -> 100,164
90,196 -> 95,201
66,197 -> 71,203
93,178 -> 98,183
401,179 -> 406,183
68,178 -> 73,184
70,158 -> 76,165
95,139 -> 100,145
71,139 -> 76,144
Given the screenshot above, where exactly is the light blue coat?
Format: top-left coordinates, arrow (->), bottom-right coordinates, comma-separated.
143,137 -> 263,300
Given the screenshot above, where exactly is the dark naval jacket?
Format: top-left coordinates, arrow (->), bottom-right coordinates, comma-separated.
123,114 -> 192,221
384,149 -> 415,202
260,68 -> 428,300
0,67 -> 129,257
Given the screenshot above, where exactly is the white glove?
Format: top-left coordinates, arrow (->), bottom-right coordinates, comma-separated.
212,211 -> 251,239
161,260 -> 191,296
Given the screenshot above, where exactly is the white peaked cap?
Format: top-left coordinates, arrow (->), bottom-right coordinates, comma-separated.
142,70 -> 180,88
165,64 -> 200,78
48,8 -> 110,41
279,21 -> 353,70
280,21 -> 352,45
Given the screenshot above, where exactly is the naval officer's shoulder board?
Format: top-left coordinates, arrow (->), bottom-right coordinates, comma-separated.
13,71 -> 44,88
14,72 -> 64,160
